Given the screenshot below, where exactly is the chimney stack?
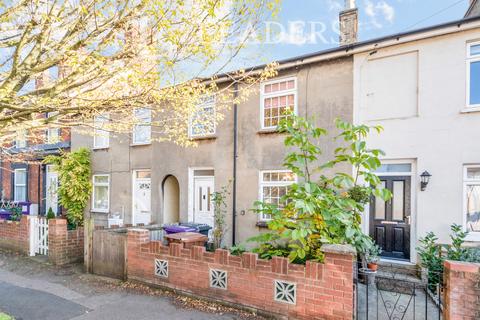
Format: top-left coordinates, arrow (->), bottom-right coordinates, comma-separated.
339,0 -> 358,46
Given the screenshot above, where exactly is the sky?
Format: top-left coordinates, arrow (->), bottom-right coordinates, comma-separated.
236,0 -> 471,66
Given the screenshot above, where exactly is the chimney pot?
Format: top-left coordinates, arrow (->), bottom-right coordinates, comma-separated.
346,0 -> 356,10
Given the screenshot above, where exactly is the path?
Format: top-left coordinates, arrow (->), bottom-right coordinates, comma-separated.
0,251 -> 262,320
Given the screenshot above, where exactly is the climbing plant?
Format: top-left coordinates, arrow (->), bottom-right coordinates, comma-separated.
44,148 -> 92,227
212,185 -> 230,249
249,114 -> 391,263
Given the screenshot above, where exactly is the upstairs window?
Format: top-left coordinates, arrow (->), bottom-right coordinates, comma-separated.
93,114 -> 110,149
14,168 -> 27,202
46,112 -> 60,144
260,78 -> 297,129
15,130 -> 27,148
132,108 -> 151,145
189,95 -> 216,138
259,170 -> 296,221
467,42 -> 480,107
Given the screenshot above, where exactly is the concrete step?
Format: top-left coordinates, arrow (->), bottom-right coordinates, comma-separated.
376,260 -> 424,284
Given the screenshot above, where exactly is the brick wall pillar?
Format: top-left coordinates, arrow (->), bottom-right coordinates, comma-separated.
48,219 -> 84,265
127,228 -> 150,251
444,260 -> 480,320
20,215 -> 30,254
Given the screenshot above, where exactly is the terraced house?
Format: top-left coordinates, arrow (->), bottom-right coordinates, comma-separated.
353,0 -> 480,263
73,0 -> 480,262
0,72 -> 71,218
71,5 -> 362,245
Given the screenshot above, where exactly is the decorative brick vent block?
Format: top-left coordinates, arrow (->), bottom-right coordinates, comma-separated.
209,269 -> 227,290
154,259 -> 168,278
274,280 -> 296,305
127,229 -> 356,319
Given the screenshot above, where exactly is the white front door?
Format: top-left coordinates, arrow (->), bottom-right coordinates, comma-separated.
193,176 -> 214,227
133,170 -> 151,225
45,165 -> 59,215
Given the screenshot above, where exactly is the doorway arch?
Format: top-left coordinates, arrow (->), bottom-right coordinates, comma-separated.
162,175 -> 180,224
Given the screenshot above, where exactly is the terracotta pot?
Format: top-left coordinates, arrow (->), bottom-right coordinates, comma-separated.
367,262 -> 378,272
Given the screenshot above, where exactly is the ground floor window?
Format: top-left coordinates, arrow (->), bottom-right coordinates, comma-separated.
259,170 -> 296,221
465,165 -> 480,233
92,174 -> 110,212
14,168 -> 27,202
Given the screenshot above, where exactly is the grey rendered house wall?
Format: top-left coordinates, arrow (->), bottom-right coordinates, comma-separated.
71,55 -> 354,245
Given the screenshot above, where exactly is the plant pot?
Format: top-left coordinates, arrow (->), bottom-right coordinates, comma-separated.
367,262 -> 378,272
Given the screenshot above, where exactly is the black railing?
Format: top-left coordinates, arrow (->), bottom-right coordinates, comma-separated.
355,265 -> 443,320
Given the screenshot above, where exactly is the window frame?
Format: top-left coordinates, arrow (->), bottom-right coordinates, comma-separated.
93,114 -> 110,149
92,174 -> 110,213
15,130 -> 27,148
260,77 -> 298,130
258,170 -> 297,221
466,41 -> 480,109
46,112 -> 60,144
189,95 -> 216,138
132,108 -> 152,145
463,165 -> 480,240
13,168 -> 27,202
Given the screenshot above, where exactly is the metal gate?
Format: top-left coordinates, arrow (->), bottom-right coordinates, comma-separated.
355,266 -> 443,320
29,216 -> 49,255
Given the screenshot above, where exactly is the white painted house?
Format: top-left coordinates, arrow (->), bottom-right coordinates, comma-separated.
353,2 -> 480,263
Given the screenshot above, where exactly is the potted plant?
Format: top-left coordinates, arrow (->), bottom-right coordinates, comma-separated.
8,206 -> 22,222
366,244 -> 382,271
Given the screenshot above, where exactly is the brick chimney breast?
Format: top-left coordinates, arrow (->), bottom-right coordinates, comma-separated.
339,0 -> 358,46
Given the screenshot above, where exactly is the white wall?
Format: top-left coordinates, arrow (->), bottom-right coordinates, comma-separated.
354,28 -> 480,251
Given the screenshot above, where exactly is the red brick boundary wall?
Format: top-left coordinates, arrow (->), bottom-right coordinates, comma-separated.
0,215 -> 30,254
49,219 -> 84,265
127,229 -> 356,319
443,260 -> 480,320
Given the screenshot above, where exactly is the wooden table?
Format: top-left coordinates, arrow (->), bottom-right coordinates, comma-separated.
164,232 -> 208,249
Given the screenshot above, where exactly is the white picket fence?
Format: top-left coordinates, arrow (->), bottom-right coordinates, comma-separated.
29,216 -> 49,256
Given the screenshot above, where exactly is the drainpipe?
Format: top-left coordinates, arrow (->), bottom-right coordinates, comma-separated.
232,83 -> 238,246
0,149 -> 3,200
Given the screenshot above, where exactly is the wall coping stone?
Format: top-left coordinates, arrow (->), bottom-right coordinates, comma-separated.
321,243 -> 356,256
445,260 -> 480,273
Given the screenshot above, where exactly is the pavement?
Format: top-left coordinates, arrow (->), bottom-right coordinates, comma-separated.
0,250 -> 263,320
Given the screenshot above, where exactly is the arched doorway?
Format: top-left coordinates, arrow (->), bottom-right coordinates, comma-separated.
162,175 -> 180,224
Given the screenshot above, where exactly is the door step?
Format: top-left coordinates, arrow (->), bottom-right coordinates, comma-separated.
377,260 -> 424,284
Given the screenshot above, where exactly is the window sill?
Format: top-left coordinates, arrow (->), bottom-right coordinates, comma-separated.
256,221 -> 270,228
189,135 -> 217,141
257,128 -> 283,135
460,106 -> 480,114
93,147 -> 109,151
465,233 -> 480,242
130,142 -> 152,147
91,209 -> 109,214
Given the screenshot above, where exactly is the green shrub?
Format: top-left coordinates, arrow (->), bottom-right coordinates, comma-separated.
229,244 -> 247,256
9,206 -> 22,222
248,114 -> 390,263
46,207 -> 56,220
417,224 -> 480,289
